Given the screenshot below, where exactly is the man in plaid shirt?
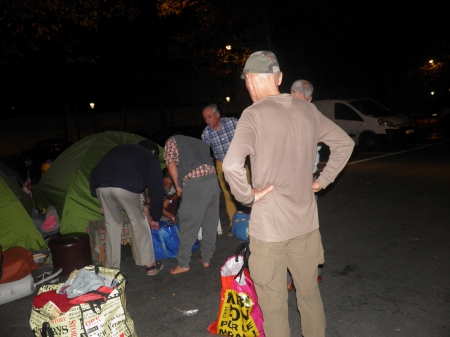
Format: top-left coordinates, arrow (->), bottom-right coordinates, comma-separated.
201,104 -> 249,236
164,135 -> 220,274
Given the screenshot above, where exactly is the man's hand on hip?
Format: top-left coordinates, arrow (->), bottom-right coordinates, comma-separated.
253,185 -> 274,204
312,180 -> 322,193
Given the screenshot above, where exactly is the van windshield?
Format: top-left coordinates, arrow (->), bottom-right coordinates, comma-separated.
348,99 -> 392,117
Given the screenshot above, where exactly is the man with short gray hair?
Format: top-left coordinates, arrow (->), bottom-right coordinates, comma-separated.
201,103 -> 247,236
223,51 -> 354,337
291,79 -> 314,101
288,79 -> 324,290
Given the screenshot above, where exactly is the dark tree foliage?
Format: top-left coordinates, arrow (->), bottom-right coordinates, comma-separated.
0,0 -> 139,70
156,0 -> 287,81
1,0 -> 448,119
162,1 -> 446,94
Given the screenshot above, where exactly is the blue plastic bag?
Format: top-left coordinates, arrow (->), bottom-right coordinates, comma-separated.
152,220 -> 199,260
231,211 -> 250,242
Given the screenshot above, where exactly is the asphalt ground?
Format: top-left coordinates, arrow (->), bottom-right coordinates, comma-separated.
1,138 -> 449,337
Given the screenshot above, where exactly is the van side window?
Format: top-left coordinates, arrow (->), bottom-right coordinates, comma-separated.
335,103 -> 364,121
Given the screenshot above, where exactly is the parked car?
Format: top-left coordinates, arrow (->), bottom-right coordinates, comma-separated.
313,98 -> 415,151
15,138 -> 73,182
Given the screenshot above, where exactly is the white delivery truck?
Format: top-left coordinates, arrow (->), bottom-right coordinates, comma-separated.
313,98 -> 415,151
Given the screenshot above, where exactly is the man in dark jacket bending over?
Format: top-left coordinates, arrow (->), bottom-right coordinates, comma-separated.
90,139 -> 165,276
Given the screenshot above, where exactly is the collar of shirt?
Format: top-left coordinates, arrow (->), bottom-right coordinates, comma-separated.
204,118 -> 237,161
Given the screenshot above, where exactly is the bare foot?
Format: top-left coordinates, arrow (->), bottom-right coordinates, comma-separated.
198,257 -> 210,268
170,265 -> 190,275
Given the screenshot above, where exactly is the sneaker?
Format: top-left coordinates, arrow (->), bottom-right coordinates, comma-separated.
34,270 -> 52,283
34,268 -> 63,286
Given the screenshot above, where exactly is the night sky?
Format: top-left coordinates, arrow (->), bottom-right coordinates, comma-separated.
1,0 -> 449,117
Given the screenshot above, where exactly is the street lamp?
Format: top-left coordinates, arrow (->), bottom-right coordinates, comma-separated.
226,45 -> 232,50
90,102 -> 96,133
224,95 -> 231,115
429,60 -> 434,64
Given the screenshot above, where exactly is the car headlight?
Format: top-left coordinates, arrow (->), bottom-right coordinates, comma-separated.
378,119 -> 394,127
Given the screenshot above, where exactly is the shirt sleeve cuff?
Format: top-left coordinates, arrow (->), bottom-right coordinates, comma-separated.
240,194 -> 255,207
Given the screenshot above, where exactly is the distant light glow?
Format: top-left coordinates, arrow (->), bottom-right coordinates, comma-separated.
90,102 -> 95,109
225,96 -> 231,102
429,60 -> 434,64
225,45 -> 232,50
431,92 -> 435,95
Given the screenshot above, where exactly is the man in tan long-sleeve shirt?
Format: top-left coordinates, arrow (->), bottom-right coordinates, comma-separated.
223,51 -> 354,337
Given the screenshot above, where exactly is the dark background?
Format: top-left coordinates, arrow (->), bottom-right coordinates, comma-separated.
1,0 -> 449,121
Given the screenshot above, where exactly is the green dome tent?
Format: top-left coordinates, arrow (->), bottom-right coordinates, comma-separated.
0,169 -> 46,251
35,131 -> 165,234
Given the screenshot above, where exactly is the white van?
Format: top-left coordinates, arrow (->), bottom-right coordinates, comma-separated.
313,98 -> 415,151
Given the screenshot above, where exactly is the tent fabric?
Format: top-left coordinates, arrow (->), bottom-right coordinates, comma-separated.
0,169 -> 46,251
35,131 -> 165,234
